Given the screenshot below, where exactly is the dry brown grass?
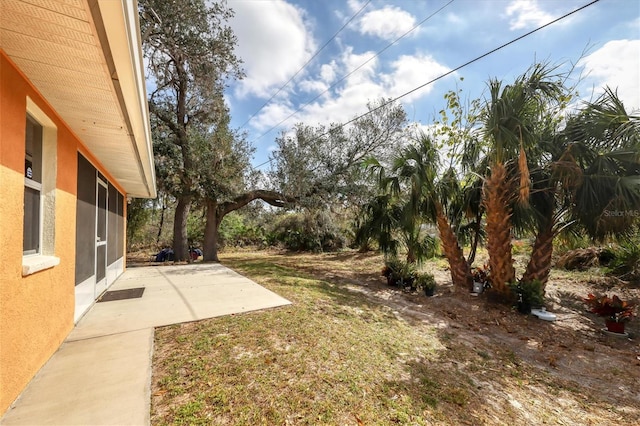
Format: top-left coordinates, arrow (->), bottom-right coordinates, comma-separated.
150,249 -> 640,425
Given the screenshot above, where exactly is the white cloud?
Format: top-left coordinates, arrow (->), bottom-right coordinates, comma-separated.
320,62 -> 337,84
229,0 -> 315,98
251,102 -> 296,133
251,48 -> 450,133
505,0 -> 554,30
347,0 -> 365,13
578,39 -> 640,111
383,53 -> 451,102
341,47 -> 379,85
298,79 -> 328,94
358,6 -> 416,40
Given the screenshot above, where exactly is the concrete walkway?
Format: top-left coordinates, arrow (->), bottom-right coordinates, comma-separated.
1,263 -> 291,425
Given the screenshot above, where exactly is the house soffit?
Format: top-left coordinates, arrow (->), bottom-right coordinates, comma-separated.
0,0 -> 156,198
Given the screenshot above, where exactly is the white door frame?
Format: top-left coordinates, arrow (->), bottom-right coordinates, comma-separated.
95,177 -> 108,298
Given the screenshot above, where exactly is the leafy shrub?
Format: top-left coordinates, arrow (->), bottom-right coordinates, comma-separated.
382,257 -> 416,288
607,237 -> 640,283
511,239 -> 530,256
269,210 -> 346,252
415,272 -> 436,292
509,280 -> 545,313
219,211 -> 268,248
186,211 -> 205,246
554,232 -> 591,255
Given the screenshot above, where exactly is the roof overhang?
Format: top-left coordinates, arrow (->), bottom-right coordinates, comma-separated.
1,0 -> 156,198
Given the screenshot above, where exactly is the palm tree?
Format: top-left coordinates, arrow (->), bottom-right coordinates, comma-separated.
480,63 -> 566,298
516,88 -> 639,291
356,133 -> 473,290
399,135 -> 474,289
355,154 -> 435,265
562,88 -> 640,239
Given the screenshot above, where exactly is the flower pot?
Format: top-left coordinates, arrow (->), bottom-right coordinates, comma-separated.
472,281 -> 484,294
517,301 -> 531,314
605,320 -> 625,334
424,287 -> 435,297
403,277 -> 415,290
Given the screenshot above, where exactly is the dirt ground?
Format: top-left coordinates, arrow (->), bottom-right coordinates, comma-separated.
225,249 -> 640,422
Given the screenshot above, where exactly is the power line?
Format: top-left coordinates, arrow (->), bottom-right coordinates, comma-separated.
251,0 -> 600,170
248,0 -> 455,146
339,0 -> 601,130
238,0 -> 372,130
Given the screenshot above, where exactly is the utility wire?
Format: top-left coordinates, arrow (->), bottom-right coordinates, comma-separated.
249,0 -> 455,146
251,0 -> 600,170
238,0 -> 372,130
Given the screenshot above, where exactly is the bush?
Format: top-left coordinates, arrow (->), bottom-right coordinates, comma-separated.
382,257 -> 416,288
186,211 -> 205,246
509,280 -> 545,313
219,212 -> 268,248
415,272 -> 436,292
269,210 -> 346,252
607,237 -> 640,283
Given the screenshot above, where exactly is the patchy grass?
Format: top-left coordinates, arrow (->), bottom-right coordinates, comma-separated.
151,250 -> 640,425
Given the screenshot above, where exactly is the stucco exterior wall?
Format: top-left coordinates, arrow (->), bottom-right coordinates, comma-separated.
0,52 -> 126,414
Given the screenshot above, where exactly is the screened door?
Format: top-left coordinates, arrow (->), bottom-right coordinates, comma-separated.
95,179 -> 108,297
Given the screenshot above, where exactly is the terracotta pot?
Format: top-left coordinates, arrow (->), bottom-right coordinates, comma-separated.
605,320 -> 625,334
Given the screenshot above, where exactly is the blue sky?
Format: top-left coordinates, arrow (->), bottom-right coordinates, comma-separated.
225,0 -> 640,169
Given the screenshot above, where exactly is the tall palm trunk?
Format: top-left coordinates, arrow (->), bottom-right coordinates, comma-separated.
484,162 -> 516,297
522,216 -> 554,291
436,203 -> 472,291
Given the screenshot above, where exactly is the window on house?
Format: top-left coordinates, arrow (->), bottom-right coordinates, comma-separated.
24,115 -> 43,255
21,98 -> 59,276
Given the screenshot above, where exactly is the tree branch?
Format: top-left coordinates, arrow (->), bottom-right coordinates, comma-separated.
148,102 -> 187,143
218,190 -> 296,216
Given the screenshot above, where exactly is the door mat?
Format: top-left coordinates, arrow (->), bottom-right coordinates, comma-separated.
98,287 -> 145,302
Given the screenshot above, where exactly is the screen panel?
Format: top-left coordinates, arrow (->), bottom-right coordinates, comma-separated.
117,192 -> 124,258
108,184 -> 118,263
75,154 -> 96,285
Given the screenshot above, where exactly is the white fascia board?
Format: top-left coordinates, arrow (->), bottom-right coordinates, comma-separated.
97,0 -> 156,198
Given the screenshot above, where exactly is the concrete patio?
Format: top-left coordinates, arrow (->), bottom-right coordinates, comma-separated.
0,263 -> 291,425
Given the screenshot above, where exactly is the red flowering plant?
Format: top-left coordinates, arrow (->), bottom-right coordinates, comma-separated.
583,293 -> 636,323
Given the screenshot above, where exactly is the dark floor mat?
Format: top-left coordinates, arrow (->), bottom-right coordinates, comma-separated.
98,287 -> 145,302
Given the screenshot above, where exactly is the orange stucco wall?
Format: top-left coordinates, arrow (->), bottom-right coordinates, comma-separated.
0,51 -> 127,414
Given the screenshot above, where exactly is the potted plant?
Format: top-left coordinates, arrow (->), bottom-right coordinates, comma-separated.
471,264 -> 491,294
416,272 -> 436,297
508,280 -> 544,314
382,258 -> 403,287
382,258 -> 416,289
583,293 -> 636,334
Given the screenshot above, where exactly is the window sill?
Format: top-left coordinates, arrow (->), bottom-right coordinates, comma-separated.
22,255 -> 60,276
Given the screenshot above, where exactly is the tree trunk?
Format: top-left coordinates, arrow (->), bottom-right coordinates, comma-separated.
466,210 -> 482,266
406,248 -> 416,264
173,195 -> 192,261
484,162 -> 516,298
156,194 -> 166,245
436,203 -> 472,291
201,190 -> 294,262
522,217 -> 554,291
203,199 -> 221,262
